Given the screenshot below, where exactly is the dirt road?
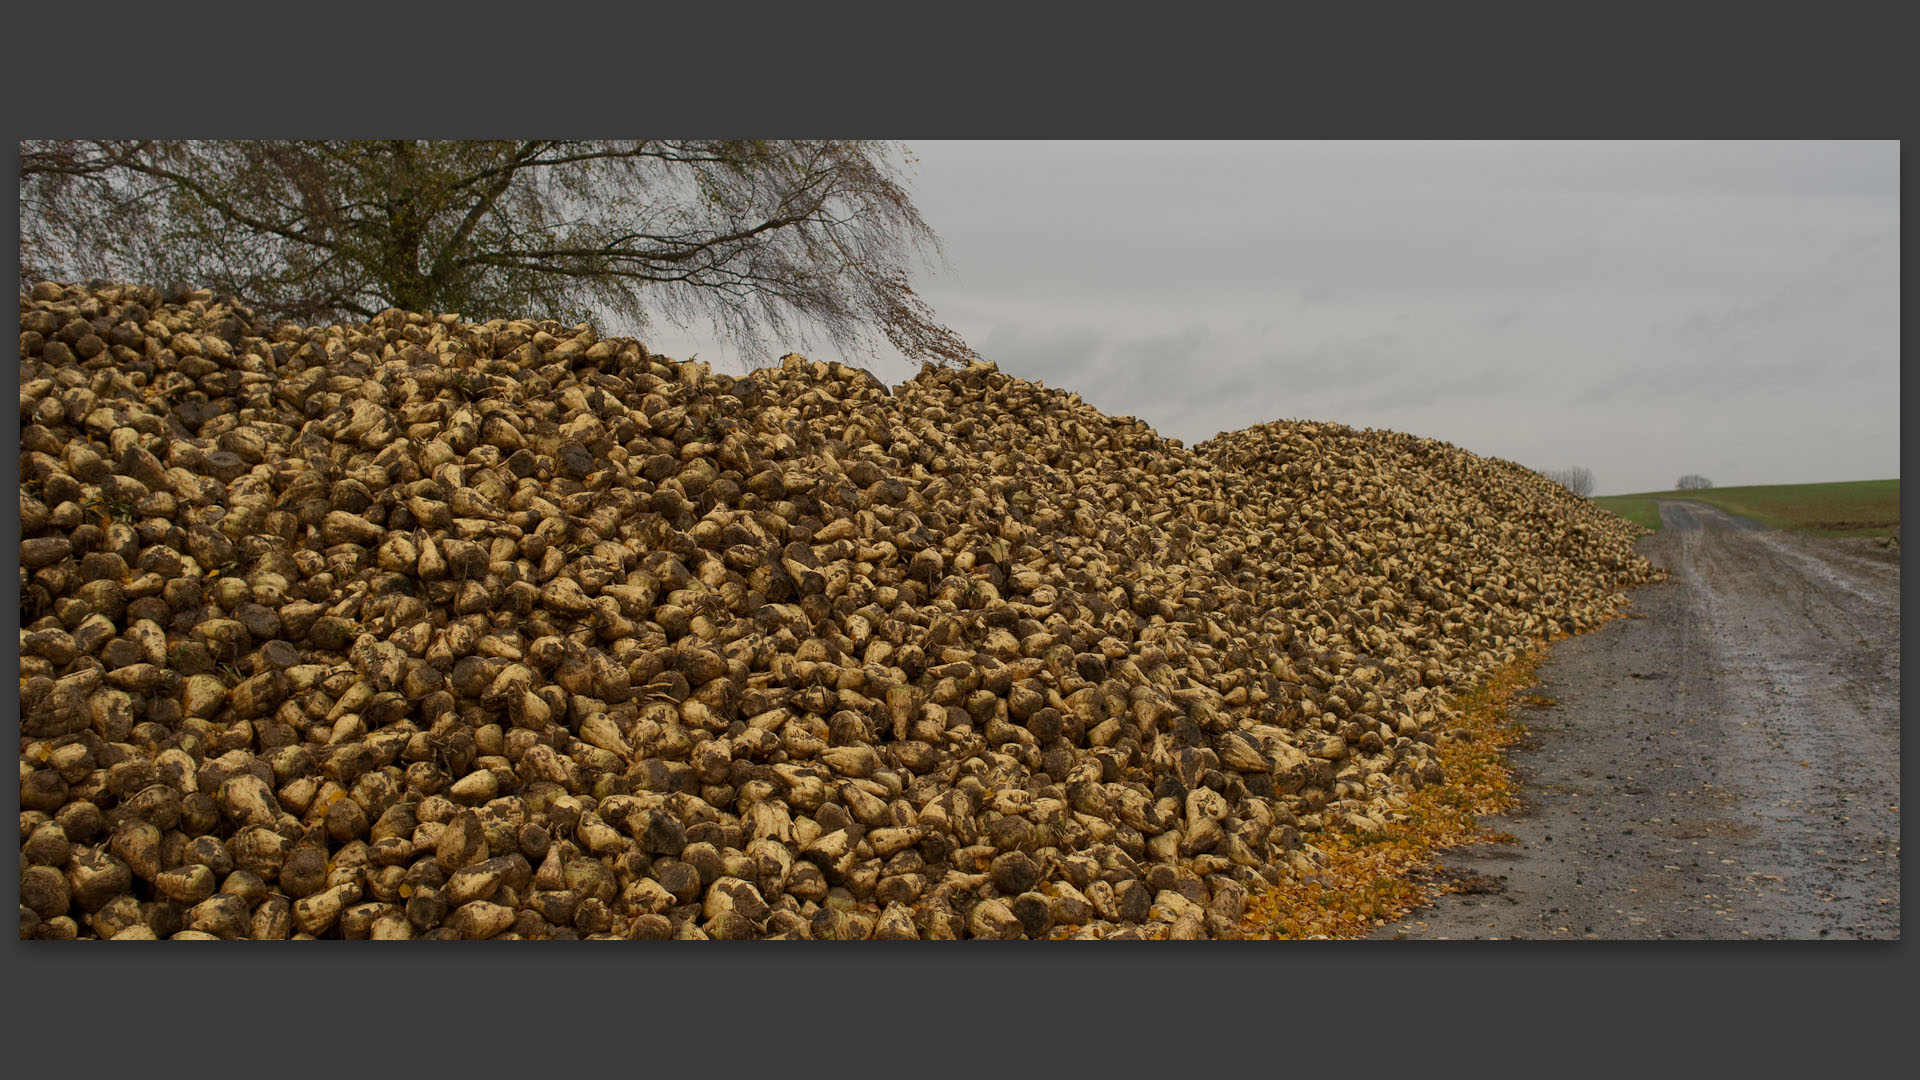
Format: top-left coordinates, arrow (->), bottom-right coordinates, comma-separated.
1374,501 -> 1901,939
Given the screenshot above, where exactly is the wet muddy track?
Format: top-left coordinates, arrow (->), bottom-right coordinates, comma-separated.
1375,501 -> 1900,939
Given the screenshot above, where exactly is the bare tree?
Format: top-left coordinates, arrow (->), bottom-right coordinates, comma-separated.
1542,466 -> 1595,498
18,139 -> 978,366
1675,474 -> 1713,491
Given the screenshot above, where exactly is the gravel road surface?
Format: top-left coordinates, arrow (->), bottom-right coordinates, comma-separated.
1375,501 -> 1900,940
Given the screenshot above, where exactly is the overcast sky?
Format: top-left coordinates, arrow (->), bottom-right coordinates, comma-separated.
642,141 -> 1899,497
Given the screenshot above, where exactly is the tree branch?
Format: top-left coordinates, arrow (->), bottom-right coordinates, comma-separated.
101,142 -> 344,253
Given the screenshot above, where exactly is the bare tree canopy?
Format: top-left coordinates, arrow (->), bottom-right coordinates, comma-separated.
1675,474 -> 1714,490
1542,466 -> 1595,498
18,139 -> 978,366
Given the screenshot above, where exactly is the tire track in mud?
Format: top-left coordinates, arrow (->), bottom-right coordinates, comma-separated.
1374,502 -> 1900,939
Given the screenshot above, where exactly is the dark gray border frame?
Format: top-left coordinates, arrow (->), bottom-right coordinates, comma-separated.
6,0 -> 1910,1073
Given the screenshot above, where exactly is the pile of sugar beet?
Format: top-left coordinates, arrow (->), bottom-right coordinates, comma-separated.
18,281 -> 1658,940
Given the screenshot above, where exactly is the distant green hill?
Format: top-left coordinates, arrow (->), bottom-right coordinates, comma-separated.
1592,479 -> 1899,537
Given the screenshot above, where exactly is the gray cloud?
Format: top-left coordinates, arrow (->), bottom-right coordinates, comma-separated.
668,142 -> 1898,496
974,322 -> 1109,389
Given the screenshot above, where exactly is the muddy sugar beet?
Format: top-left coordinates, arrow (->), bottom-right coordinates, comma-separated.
17,281 -> 1658,940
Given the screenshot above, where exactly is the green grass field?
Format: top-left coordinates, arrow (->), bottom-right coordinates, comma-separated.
1592,479 -> 1900,537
